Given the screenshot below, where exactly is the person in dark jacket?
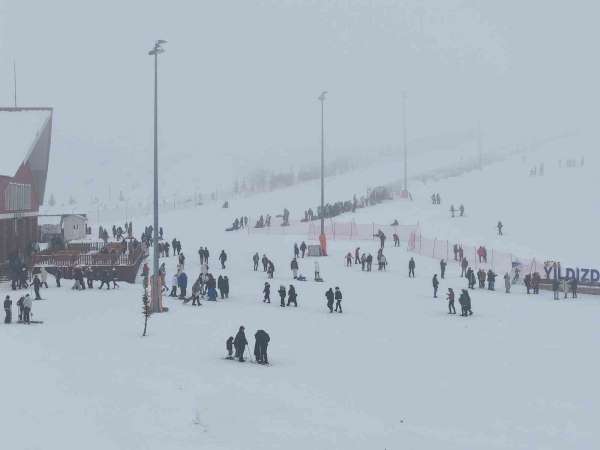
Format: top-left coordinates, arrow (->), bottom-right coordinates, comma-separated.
524,273 -> 532,294
98,270 -> 111,290
287,285 -> 298,307
222,276 -> 229,299
408,257 -> 416,278
532,272 -> 541,294
291,258 -> 299,279
334,287 -> 343,313
3,295 -> 12,323
552,278 -> 560,300
254,329 -> 270,364
178,271 -> 188,299
366,254 -> 373,272
226,336 -> 234,359
440,259 -> 447,279
294,243 -> 300,258
253,252 -> 259,271
461,258 -> 469,277
487,270 -> 496,291
446,288 -> 456,314
432,274 -> 439,298
459,289 -> 472,316
570,278 -> 578,299
261,254 -> 269,272
326,288 -> 334,312
233,326 -> 248,362
219,250 -> 227,269
86,267 -> 94,289
278,285 -> 286,307
33,275 -> 42,300
300,241 -> 307,258
466,268 -> 475,289
55,268 -> 62,287
217,275 -> 225,299
263,282 -> 271,303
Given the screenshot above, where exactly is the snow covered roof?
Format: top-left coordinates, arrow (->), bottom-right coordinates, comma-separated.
0,109 -> 51,177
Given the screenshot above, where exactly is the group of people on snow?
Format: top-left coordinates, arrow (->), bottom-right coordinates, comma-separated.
227,326 -> 270,364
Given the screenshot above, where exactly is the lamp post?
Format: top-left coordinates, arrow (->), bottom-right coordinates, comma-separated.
149,39 -> 167,313
318,91 -> 327,249
402,92 -> 408,194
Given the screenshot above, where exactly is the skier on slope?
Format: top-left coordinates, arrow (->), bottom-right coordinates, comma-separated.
325,288 -> 334,313
263,282 -> 271,303
254,329 -> 270,364
334,287 -> 343,313
278,285 -> 286,307
233,326 -> 248,362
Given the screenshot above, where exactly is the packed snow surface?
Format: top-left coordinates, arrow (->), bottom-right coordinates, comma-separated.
1,138 -> 599,449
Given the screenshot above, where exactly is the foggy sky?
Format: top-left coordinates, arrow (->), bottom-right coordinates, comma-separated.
0,0 -> 598,198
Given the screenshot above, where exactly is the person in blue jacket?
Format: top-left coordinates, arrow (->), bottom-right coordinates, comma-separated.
178,271 -> 188,299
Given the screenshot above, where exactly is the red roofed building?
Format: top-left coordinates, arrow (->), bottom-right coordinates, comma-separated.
0,107 -> 53,270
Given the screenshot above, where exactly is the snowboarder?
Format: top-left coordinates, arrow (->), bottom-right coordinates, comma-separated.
325,288 -> 334,313
432,274 -> 439,298
233,326 -> 248,362
278,285 -> 286,307
408,257 -> 416,278
334,287 -> 343,313
3,295 -> 12,323
440,259 -> 447,279
263,282 -> 271,303
447,288 -> 456,314
252,252 -> 259,271
254,329 -> 270,364
287,285 -> 298,307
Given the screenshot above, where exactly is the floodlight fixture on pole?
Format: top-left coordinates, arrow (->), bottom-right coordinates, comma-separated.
149,39 -> 167,313
318,91 -> 327,242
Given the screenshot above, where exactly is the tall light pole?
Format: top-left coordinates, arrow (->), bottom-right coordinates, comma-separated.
149,39 -> 167,313
402,92 -> 408,194
318,91 -> 327,241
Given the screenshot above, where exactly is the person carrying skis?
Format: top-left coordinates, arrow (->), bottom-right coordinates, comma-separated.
334,287 -> 343,313
440,259 -> 447,279
408,257 -> 416,278
287,285 -> 298,307
263,282 -> 271,303
219,250 -> 227,269
3,295 -> 12,323
253,252 -> 260,271
233,326 -> 248,362
325,288 -> 334,313
447,288 -> 456,314
432,274 -> 439,298
254,329 -> 270,365
278,285 -> 286,307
